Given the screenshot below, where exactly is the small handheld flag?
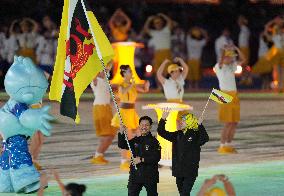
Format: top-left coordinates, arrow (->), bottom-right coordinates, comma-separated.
199,88 -> 234,123
209,88 -> 233,104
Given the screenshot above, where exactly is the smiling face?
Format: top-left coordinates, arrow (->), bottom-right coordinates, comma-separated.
139,119 -> 152,136
170,69 -> 182,80
123,68 -> 132,81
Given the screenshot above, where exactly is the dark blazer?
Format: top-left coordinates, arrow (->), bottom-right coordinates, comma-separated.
157,118 -> 209,177
118,132 -> 161,183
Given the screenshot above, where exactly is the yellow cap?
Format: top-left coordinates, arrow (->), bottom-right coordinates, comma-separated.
181,113 -> 198,130
224,49 -> 237,57
206,187 -> 226,196
167,64 -> 182,74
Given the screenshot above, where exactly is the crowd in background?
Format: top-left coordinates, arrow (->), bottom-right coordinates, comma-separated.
0,0 -> 284,91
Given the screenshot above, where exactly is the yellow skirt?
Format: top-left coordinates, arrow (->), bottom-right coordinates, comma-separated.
252,56 -> 273,74
153,49 -> 172,74
187,59 -> 201,81
218,91 -> 240,123
270,48 -> 284,68
17,48 -> 37,63
111,108 -> 139,130
240,47 -> 250,64
93,105 -> 117,136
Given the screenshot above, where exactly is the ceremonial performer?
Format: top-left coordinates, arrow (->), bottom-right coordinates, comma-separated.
214,45 -> 245,154
112,64 -> 150,170
157,57 -> 188,103
90,65 -> 116,165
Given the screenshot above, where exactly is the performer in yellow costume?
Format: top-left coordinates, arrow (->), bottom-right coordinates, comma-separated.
17,18 -> 38,63
157,57 -> 189,104
186,27 -> 208,89
111,65 -> 150,170
263,16 -> 284,92
156,57 -> 189,163
108,8 -> 131,42
214,45 -> 245,154
142,13 -> 174,82
90,65 -> 116,165
251,32 -> 273,90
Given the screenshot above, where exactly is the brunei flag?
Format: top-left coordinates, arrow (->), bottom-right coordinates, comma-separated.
209,88 -> 233,104
49,0 -> 114,123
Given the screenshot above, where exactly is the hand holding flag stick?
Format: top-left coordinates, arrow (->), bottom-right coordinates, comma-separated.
49,0 -> 137,169
80,0 -> 137,169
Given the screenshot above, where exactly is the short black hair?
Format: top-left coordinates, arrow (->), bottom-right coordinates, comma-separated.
120,64 -> 130,77
139,116 -> 153,125
65,183 -> 86,196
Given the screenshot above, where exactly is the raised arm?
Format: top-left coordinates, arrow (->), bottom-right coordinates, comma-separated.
52,169 -> 66,195
142,15 -> 156,36
108,9 -> 120,30
23,18 -> 38,33
197,176 -> 218,196
157,59 -> 170,85
157,109 -> 178,142
174,57 -> 189,80
136,80 -> 150,93
117,9 -> 132,30
219,175 -> 236,196
157,13 -> 173,30
9,20 -> 19,35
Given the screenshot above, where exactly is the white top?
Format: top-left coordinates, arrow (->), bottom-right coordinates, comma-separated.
90,77 -> 111,105
148,26 -> 171,50
258,36 -> 269,57
36,35 -> 55,65
214,62 -> 238,91
4,35 -> 19,63
215,35 -> 233,60
272,34 -> 284,49
238,25 -> 250,47
17,32 -> 38,49
186,36 -> 206,60
162,75 -> 185,100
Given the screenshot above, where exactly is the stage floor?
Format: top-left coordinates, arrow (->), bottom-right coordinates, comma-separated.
0,97 -> 283,195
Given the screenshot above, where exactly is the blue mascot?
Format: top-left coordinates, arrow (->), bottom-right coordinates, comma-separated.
0,56 -> 54,193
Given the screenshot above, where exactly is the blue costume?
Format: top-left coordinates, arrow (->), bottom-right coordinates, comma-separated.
0,56 -> 54,193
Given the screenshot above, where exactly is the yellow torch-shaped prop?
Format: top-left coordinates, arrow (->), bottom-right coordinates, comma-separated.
111,42 -> 144,85
143,103 -> 193,166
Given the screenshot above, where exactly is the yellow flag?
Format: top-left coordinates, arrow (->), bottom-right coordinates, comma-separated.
49,0 -> 114,123
209,88 -> 233,104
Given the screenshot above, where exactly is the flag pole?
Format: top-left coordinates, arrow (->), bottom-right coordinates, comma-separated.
199,89 -> 213,122
80,0 -> 137,169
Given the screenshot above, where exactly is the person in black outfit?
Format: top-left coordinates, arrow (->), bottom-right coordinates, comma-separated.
157,109 -> 209,196
118,116 -> 161,196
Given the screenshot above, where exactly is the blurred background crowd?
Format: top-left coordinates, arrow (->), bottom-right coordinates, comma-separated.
1,0 -> 284,91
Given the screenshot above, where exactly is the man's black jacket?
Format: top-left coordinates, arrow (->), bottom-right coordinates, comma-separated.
118,132 -> 161,183
157,119 -> 209,178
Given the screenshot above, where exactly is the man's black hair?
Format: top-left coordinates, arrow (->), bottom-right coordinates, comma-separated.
139,116 -> 153,125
